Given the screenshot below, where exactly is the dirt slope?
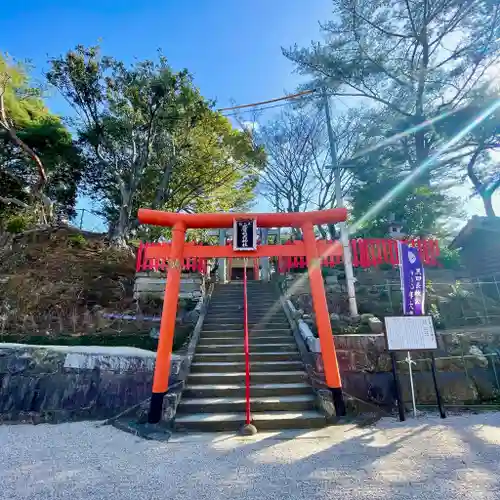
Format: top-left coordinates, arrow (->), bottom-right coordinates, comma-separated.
0,225 -> 136,336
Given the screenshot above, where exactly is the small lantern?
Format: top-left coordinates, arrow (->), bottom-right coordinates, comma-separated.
387,213 -> 406,240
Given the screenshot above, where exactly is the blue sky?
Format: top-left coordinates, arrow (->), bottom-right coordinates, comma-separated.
0,0 -> 334,230
0,0 -> 332,112
0,0 -> 493,230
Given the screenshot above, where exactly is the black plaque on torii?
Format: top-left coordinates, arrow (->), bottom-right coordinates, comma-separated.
233,219 -> 257,251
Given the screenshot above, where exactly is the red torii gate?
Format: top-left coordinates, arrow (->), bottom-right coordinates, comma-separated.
137,207 -> 347,423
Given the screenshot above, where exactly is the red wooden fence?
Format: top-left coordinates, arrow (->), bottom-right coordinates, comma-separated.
136,242 -> 208,274
277,238 -> 440,272
136,238 -> 440,273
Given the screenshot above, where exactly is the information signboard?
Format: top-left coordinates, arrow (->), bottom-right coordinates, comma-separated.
384,315 -> 437,351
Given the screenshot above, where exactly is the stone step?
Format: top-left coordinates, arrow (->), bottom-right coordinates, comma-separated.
183,382 -> 312,399
202,324 -> 290,332
190,360 -> 303,373
210,297 -> 279,301
174,410 -> 326,432
211,296 -> 278,302
211,292 -> 277,297
188,370 -> 305,384
176,394 -> 316,414
216,284 -> 276,289
203,319 -> 288,326
196,343 -> 297,354
201,328 -> 291,337
211,297 -> 281,301
194,352 -> 301,362
217,284 -> 276,287
208,304 -> 284,314
212,287 -> 280,298
210,299 -> 278,304
213,287 -> 279,298
208,305 -> 281,312
213,286 -> 276,291
209,304 -> 279,310
205,308 -> 286,315
204,313 -> 286,325
198,336 -> 293,345
203,317 -> 288,325
209,302 -> 283,312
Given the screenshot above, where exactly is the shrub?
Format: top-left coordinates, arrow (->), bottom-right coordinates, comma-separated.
6,215 -> 29,234
68,233 -> 87,248
437,247 -> 462,270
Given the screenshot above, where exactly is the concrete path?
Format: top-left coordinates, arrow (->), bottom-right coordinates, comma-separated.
1,413 -> 499,499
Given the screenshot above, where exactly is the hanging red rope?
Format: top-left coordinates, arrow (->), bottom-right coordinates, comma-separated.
243,258 -> 251,425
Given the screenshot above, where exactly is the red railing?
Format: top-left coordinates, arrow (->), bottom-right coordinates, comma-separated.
136,242 -> 208,273
137,238 -> 440,274
278,238 -> 440,272
243,260 -> 251,425
350,238 -> 440,268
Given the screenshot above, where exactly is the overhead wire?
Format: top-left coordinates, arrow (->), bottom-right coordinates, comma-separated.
217,89 -> 317,113
221,98 -> 312,118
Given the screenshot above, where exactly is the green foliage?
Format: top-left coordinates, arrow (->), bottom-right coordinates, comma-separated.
437,247 -> 462,270
448,281 -> 471,300
5,215 -> 28,233
378,262 -> 394,271
0,54 -> 83,220
428,302 -> 443,329
3,209 -> 39,234
434,87 -> 500,216
349,147 -> 461,236
47,46 -> 264,242
284,0 -> 500,233
68,233 -> 87,248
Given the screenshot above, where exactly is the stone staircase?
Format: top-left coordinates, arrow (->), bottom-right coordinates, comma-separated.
175,281 -> 327,432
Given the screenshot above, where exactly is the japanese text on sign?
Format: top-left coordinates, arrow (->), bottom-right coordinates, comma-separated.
385,316 -> 437,351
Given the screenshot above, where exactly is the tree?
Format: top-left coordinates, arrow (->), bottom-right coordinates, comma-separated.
0,54 -> 82,225
258,107 -> 322,213
47,46 -> 264,244
125,110 -> 264,241
343,105 -> 466,236
348,132 -> 463,237
435,89 -> 500,216
284,0 -> 500,231
256,105 -> 363,237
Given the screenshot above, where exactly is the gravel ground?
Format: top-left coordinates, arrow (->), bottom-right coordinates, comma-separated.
1,412 -> 500,500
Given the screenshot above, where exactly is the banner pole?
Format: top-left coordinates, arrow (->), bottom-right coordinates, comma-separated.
406,351 -> 417,417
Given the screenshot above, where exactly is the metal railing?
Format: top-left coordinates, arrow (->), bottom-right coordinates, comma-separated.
376,279 -> 500,328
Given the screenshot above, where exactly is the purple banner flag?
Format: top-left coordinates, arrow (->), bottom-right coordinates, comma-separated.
397,241 -> 425,316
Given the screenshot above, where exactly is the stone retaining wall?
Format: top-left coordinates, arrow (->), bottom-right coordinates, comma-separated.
280,295 -> 500,409
0,345 -> 165,423
336,330 -> 500,406
0,284 -> 210,429
134,272 -> 204,301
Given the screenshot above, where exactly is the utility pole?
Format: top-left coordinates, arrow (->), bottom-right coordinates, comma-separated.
274,190 -> 281,244
79,208 -> 85,230
218,229 -> 227,283
323,89 -> 358,317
